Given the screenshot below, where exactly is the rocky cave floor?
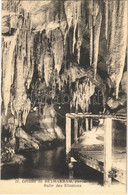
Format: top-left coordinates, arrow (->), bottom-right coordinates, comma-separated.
1,107 -> 65,167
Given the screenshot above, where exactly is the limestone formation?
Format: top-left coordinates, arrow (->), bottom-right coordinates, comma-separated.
1,0 -> 127,154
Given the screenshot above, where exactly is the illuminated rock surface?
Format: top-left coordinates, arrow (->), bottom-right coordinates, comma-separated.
1,0 -> 127,155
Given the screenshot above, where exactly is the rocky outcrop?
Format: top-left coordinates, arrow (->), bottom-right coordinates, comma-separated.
107,71 -> 127,112
16,105 -> 65,146
2,154 -> 26,166
1,141 -> 26,166
32,105 -> 65,142
107,95 -> 126,111
16,127 -> 39,150
33,126 -> 65,143
33,129 -> 56,143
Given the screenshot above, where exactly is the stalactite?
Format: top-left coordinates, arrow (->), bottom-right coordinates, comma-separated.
21,98 -> 31,126
12,26 -> 27,124
2,30 -> 18,116
52,28 -> 63,73
38,54 -> 44,78
23,18 -> 35,89
105,0 -> 108,40
59,1 -> 67,37
26,59 -> 34,90
77,26 -> 82,64
70,66 -> 76,82
92,1 -> 102,78
106,0 -> 127,99
88,0 -> 102,78
44,50 -> 53,86
65,1 -> 83,63
72,1 -> 78,53
2,3 -> 35,126
76,1 -> 83,64
34,32 -> 47,80
73,22 -> 77,54
88,0 -> 93,66
2,0 -> 127,126
64,1 -> 74,45
71,78 -> 95,113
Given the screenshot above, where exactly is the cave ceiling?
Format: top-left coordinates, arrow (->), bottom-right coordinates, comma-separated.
1,0 -> 127,126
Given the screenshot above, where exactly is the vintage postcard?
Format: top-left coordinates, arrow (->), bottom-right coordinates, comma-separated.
0,0 -> 127,194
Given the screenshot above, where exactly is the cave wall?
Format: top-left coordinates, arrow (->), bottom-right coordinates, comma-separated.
1,0 -> 127,130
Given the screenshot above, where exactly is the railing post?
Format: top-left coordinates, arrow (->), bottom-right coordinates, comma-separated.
85,118 -> 89,131
79,119 -> 82,136
104,118 -> 112,186
68,162 -> 74,179
66,115 -> 74,178
66,116 -> 71,156
90,118 -> 93,130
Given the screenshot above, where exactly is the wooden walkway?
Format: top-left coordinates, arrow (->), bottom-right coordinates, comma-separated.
65,113 -> 126,186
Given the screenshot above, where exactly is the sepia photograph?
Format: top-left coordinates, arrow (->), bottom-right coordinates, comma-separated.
0,0 -> 127,194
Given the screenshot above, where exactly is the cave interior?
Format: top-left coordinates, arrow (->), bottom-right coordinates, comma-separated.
1,0 -> 127,184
